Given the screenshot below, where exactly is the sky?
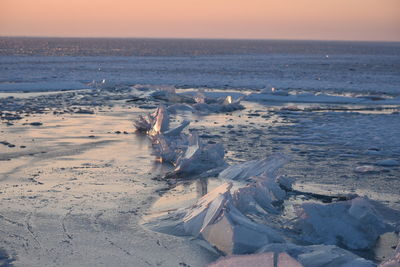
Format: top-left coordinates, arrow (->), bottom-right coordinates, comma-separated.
1,0 -> 399,41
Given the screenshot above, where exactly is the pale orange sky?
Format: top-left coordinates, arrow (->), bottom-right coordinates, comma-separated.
1,0 -> 399,41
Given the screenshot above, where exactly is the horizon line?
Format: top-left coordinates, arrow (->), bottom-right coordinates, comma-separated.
1,35 -> 400,44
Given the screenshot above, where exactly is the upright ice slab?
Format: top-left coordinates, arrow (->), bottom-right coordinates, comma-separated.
173,132 -> 226,175
182,183 -> 284,255
199,202 -> 284,254
133,105 -> 170,135
218,154 -> 289,181
233,174 -> 287,214
183,182 -> 233,237
148,105 -> 170,136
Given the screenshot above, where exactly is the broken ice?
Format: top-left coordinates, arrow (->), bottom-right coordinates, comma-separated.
293,197 -> 393,250
218,154 -> 289,181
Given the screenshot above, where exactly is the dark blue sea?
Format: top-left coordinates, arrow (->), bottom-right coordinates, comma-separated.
0,37 -> 399,94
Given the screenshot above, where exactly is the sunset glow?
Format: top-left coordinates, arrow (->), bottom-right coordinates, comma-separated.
1,0 -> 399,41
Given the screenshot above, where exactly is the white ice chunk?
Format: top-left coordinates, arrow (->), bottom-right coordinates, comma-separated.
183,182 -> 284,255
133,105 -> 170,135
218,154 -> 289,181
189,90 -> 244,113
133,114 -> 152,133
164,120 -> 190,136
194,90 -> 206,104
233,173 -> 287,214
191,102 -> 244,114
354,165 -> 377,173
222,95 -> 233,105
151,87 -> 195,103
167,104 -> 195,114
151,89 -> 245,114
261,87 -> 290,96
191,93 -> 244,114
276,175 -> 295,191
294,197 -> 393,250
183,182 -> 232,236
200,203 -> 284,254
148,105 -> 169,136
174,132 -> 226,175
152,134 -> 188,163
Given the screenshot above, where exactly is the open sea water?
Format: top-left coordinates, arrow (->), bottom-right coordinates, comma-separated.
0,37 -> 399,94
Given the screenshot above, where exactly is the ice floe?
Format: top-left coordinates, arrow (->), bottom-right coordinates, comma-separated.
354,165 -> 377,173
182,182 -> 284,254
245,88 -> 400,105
173,132 -> 226,175
135,86 -> 245,114
152,134 -> 188,164
191,94 -> 245,114
293,197 -> 393,250
150,87 -> 195,104
233,173 -> 287,214
134,105 -> 177,136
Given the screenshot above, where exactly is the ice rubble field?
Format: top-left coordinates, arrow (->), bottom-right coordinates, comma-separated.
130,87 -> 400,267
1,84 -> 399,266
1,53 -> 400,94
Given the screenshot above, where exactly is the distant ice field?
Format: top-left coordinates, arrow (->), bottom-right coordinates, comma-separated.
0,37 -> 399,95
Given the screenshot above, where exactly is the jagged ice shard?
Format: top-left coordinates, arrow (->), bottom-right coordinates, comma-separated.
133,105 -> 170,135
218,154 -> 289,181
182,183 -> 284,255
173,132 -> 226,175
233,174 -> 288,215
